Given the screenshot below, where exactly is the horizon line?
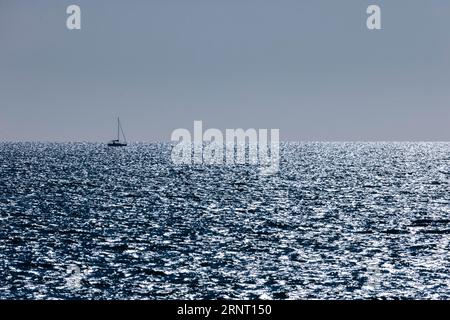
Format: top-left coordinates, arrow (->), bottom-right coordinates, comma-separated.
1,140 -> 450,144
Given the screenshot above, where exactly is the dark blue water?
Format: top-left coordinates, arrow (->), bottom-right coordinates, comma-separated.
1,142 -> 450,299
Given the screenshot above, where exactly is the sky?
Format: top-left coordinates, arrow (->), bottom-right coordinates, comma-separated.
1,0 -> 450,142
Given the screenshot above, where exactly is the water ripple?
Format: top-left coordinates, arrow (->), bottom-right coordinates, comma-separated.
0,142 -> 450,299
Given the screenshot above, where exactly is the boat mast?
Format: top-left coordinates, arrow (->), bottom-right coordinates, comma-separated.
117,117 -> 120,141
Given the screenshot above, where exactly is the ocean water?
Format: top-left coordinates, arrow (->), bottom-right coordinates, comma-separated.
1,142 -> 450,299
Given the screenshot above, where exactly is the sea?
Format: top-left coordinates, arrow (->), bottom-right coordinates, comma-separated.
0,142 -> 450,299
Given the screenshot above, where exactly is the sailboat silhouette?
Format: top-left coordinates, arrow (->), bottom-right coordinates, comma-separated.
107,117 -> 127,147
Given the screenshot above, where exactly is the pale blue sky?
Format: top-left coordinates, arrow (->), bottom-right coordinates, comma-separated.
1,0 -> 450,141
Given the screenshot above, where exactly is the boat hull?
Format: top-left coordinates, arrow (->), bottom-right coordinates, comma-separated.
107,142 -> 127,147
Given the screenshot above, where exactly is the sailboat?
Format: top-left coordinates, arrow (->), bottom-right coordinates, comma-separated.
107,117 -> 127,147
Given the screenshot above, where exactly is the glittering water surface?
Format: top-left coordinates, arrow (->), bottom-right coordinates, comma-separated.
1,142 -> 450,299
